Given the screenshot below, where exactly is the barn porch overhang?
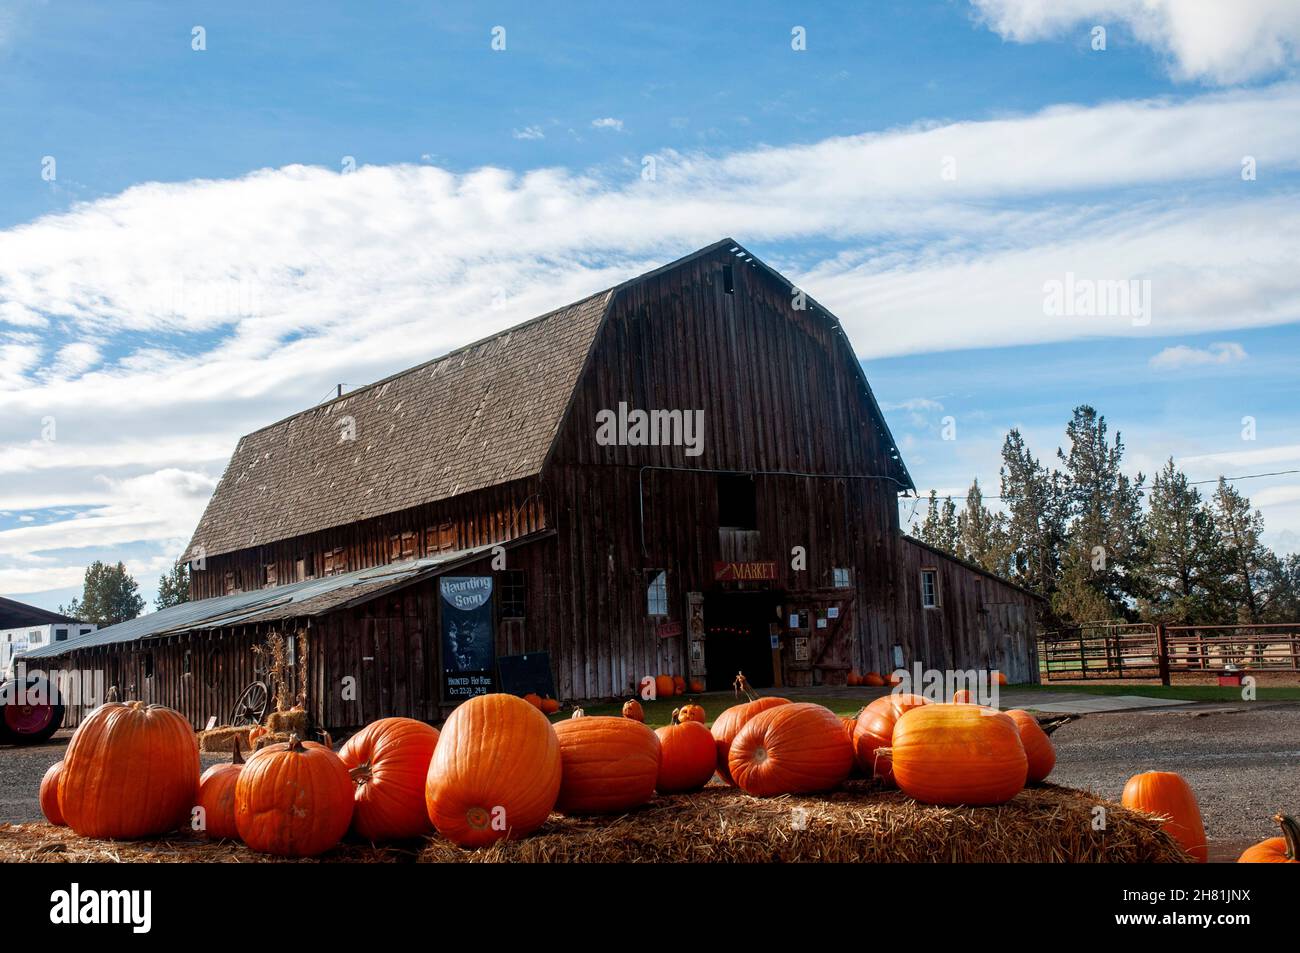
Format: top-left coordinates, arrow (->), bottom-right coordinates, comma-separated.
19,531 -> 555,662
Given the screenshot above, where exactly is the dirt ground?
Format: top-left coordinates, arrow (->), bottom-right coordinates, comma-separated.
5,702 -> 1297,862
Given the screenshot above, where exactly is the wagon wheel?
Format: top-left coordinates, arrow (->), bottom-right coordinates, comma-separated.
229,680 -> 269,727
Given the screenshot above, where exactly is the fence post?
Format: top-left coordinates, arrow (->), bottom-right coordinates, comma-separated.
1155,623 -> 1170,686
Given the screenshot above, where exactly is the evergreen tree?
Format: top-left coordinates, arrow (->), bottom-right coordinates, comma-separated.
957,478 -> 1009,574
156,561 -> 192,610
60,561 -> 145,626
1139,459 -> 1223,623
1211,479 -> 1272,624
999,428 -> 1066,604
1055,406 -> 1145,621
916,489 -> 960,554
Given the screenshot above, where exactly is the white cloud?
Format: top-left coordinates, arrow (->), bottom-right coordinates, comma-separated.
1149,341 -> 1247,370
970,0 -> 1300,85
591,117 -> 624,131
3,82 -> 1300,592
512,125 -> 545,140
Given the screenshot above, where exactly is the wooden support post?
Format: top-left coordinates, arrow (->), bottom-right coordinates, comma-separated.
1155,623 -> 1171,686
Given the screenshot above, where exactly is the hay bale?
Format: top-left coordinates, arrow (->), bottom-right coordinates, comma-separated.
253,730 -> 293,750
417,781 -> 1192,863
197,726 -> 251,753
266,709 -> 308,735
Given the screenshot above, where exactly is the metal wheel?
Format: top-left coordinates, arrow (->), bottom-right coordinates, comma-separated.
229,680 -> 269,727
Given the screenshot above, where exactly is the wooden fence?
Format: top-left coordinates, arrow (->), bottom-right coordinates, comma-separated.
1039,621 -> 1300,683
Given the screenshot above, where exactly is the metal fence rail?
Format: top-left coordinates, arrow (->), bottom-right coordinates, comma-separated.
1038,622 -> 1300,683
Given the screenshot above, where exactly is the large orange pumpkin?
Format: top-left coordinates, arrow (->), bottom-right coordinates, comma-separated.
711,696 -> 790,784
888,704 -> 1027,805
852,692 -> 930,782
655,674 -> 676,699
1121,771 -> 1208,863
655,718 -> 717,793
553,716 -> 661,814
1238,815 -> 1300,863
235,736 -> 353,857
59,700 -> 200,839
425,693 -> 562,847
339,717 -> 440,841
728,703 -> 853,796
40,760 -> 64,826
195,741 -> 245,839
1004,709 -> 1055,783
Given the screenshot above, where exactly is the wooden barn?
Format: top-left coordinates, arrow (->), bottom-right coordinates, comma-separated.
24,239 -> 1042,731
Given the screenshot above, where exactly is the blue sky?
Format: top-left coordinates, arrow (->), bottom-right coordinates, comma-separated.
2,0 -> 1299,611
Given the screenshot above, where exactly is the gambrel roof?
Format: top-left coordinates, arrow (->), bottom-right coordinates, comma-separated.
187,239 -> 913,560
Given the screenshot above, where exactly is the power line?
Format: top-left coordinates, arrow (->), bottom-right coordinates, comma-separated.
907,467 -> 1300,506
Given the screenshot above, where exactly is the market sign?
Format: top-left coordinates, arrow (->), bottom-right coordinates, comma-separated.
713,561 -> 778,582
655,620 -> 683,639
440,576 -> 495,701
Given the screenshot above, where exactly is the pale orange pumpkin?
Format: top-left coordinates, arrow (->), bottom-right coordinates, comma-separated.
728,703 -> 854,796
1004,709 -> 1055,783
553,716 -> 661,814
339,717 -> 440,841
1121,771 -> 1207,863
425,693 -> 562,847
655,718 -> 717,793
59,700 -> 200,839
39,760 -> 64,826
195,740 -> 245,840
886,704 -> 1027,806
710,696 -> 791,784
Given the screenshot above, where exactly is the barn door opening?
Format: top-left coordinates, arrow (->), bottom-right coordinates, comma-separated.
703,590 -> 778,690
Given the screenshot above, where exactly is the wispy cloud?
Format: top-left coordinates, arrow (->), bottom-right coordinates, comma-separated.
591,117 -> 624,131
1149,341 -> 1247,370
512,125 -> 545,140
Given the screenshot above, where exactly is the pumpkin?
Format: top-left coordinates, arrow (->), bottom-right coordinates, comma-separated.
867,672 -> 887,686
846,670 -> 863,687
425,693 -> 562,847
553,716 -> 661,814
235,736 -> 352,856
711,696 -> 791,784
672,675 -> 687,695
523,692 -> 543,710
996,672 -> 1008,686
886,704 -> 1027,805
655,674 -> 676,699
689,678 -> 705,693
58,700 -> 200,839
1121,771 -> 1207,863
195,740 -> 245,839
952,688 -> 975,704
540,697 -> 561,715
622,699 -> 645,722
339,717 -> 440,841
655,717 -> 717,793
1004,709 -> 1055,783
728,703 -> 854,796
675,701 -> 706,724
887,672 -> 903,687
248,725 -> 268,748
39,760 -> 64,826
1238,814 -> 1300,863
851,692 -> 930,782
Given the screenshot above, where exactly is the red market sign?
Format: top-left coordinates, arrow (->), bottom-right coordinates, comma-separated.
656,621 -> 684,639
713,561 -> 778,582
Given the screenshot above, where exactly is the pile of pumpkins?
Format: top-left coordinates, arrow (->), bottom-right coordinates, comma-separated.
36,694 -> 1294,863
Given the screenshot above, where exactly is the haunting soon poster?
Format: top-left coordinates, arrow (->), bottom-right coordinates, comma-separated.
440,576 -> 495,700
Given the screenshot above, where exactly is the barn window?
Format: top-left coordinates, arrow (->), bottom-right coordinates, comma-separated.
390,531 -> 417,562
500,570 -> 526,619
142,652 -> 154,678
183,650 -> 192,674
427,522 -> 456,554
921,569 -> 939,609
647,570 -> 669,617
722,263 -> 735,294
832,567 -> 852,589
323,548 -> 346,575
295,556 -> 310,581
263,563 -> 278,587
55,627 -> 67,642
717,474 -> 757,530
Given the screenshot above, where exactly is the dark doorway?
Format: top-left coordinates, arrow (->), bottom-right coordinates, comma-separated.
703,590 -> 779,690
